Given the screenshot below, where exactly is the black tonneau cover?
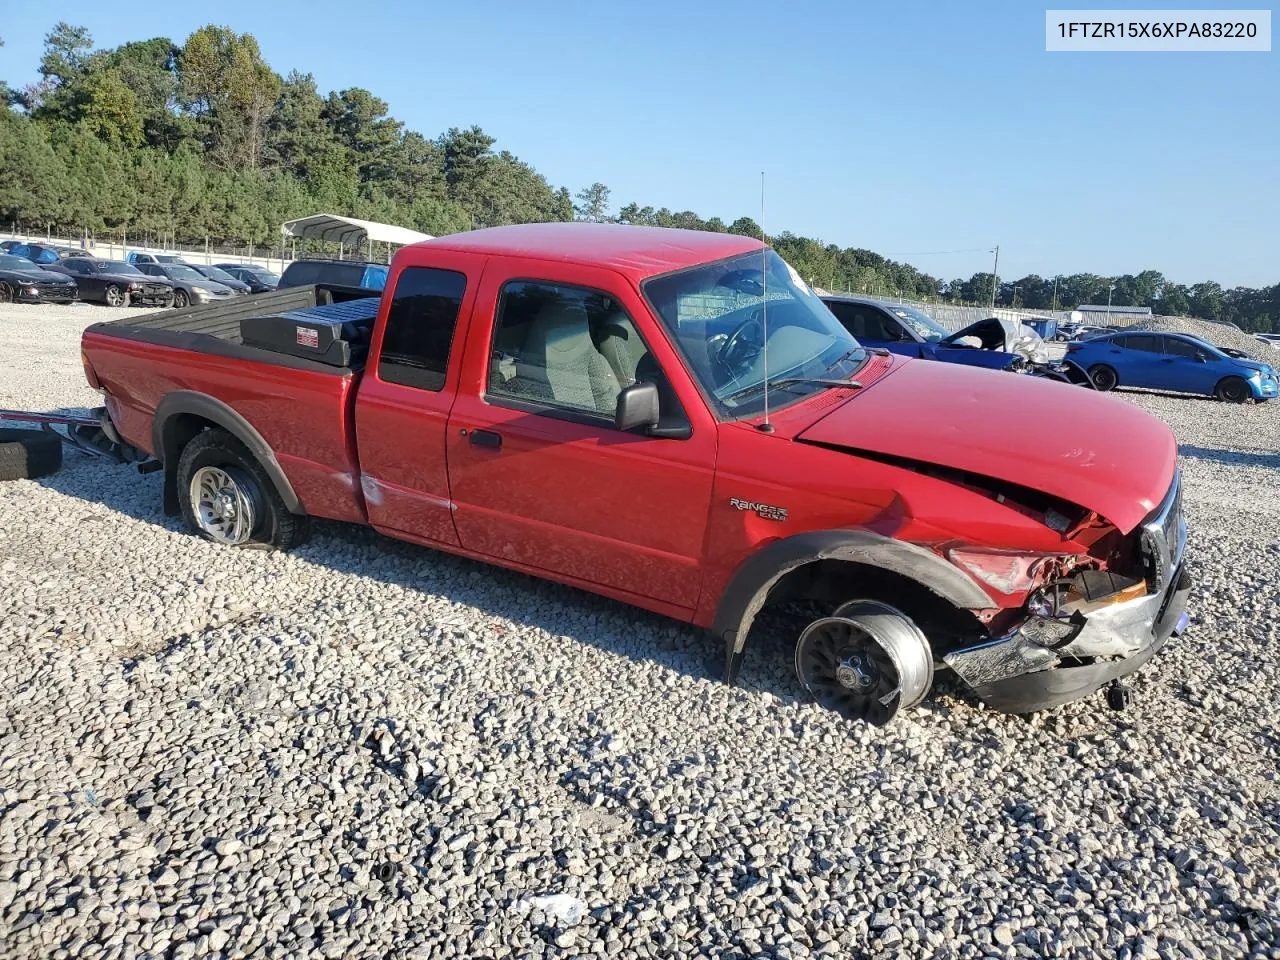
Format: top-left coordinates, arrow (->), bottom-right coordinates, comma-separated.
86,284 -> 380,375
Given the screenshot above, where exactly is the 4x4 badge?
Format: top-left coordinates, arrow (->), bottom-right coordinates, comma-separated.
729,498 -> 788,522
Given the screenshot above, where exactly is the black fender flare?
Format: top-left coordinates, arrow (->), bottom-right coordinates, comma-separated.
152,390 -> 303,516
710,529 -> 994,684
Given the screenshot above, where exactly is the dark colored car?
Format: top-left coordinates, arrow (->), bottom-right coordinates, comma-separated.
821,295 -> 1050,368
1068,331 -> 1279,402
132,262 -> 237,308
46,258 -> 175,307
278,259 -> 388,291
190,264 -> 251,295
0,253 -> 80,303
213,263 -> 280,293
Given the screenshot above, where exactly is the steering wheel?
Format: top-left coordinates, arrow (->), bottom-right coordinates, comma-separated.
714,310 -> 765,380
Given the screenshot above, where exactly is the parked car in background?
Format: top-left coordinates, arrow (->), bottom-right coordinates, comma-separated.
0,253 -> 80,303
820,295 -> 1050,369
126,252 -> 189,267
131,262 -> 236,307
8,242 -> 81,265
0,240 -> 22,253
277,258 -> 388,291
189,264 -> 250,294
1253,333 -> 1280,351
1068,331 -> 1279,402
212,263 -> 280,293
46,258 -> 174,307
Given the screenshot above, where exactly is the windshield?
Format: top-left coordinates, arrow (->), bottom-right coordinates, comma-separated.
0,255 -> 36,270
643,249 -> 865,417
99,261 -> 143,275
165,266 -> 205,281
888,304 -> 949,342
199,267 -> 235,282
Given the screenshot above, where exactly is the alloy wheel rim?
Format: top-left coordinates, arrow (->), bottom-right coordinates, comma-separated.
106,286 -> 123,306
796,618 -> 901,724
190,465 -> 258,545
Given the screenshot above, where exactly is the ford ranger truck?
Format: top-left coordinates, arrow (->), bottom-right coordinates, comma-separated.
79,223 -> 1191,725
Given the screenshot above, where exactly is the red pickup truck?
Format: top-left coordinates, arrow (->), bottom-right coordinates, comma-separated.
80,224 -> 1190,724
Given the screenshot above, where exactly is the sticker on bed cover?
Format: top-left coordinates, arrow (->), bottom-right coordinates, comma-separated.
296,326 -> 320,348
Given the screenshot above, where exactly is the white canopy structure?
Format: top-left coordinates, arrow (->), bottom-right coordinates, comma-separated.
280,214 -> 432,259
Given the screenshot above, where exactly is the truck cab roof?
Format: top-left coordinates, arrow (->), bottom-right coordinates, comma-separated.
409,223 -> 765,281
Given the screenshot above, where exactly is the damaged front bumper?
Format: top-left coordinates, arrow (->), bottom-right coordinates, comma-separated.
944,472 -> 1190,713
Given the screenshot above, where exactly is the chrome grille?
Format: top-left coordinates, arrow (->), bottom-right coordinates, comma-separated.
1141,471 -> 1186,591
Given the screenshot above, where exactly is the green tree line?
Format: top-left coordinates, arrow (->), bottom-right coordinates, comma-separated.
1,23 -> 1276,332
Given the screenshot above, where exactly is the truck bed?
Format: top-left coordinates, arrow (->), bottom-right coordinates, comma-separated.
82,284 -> 378,525
86,284 -> 381,374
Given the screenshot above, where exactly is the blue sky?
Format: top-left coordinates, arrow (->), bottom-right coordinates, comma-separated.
2,1 -> 1276,286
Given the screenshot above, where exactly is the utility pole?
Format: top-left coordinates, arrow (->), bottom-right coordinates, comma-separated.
1052,276 -> 1060,312
990,245 -> 1000,308
1107,282 -> 1116,323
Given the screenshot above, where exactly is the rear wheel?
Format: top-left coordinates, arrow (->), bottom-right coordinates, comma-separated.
795,600 -> 934,726
176,429 -> 309,549
1215,377 -> 1250,403
1088,364 -> 1118,391
104,284 -> 126,307
172,289 -> 189,309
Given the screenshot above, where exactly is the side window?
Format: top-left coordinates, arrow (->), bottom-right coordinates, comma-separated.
377,267 -> 467,391
1127,334 -> 1162,353
1164,338 -> 1201,359
487,281 -> 643,420
825,302 -> 884,340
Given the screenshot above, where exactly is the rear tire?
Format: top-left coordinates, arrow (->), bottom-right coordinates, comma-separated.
1088,364 -> 1118,391
1215,377 -> 1250,404
172,289 -> 189,309
176,428 -> 309,550
0,428 -> 63,481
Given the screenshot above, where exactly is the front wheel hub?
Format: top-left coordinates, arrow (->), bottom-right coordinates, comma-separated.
795,600 -> 935,726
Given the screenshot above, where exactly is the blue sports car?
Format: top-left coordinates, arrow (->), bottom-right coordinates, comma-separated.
1067,331 -> 1278,402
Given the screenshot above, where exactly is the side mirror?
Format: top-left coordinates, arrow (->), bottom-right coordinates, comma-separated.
615,380 -> 660,433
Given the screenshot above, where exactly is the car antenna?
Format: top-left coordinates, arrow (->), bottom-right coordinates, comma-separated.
757,171 -> 774,434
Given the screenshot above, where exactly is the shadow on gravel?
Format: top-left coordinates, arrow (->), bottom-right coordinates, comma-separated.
33,449 -> 843,708
1179,445 -> 1280,471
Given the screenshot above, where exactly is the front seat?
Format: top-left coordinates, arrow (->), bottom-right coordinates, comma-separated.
595,308 -> 649,387
517,300 -> 620,415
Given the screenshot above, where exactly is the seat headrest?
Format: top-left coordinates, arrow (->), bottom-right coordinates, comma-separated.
531,300 -> 591,358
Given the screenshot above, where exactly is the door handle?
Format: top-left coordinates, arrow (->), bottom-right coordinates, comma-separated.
468,428 -> 502,450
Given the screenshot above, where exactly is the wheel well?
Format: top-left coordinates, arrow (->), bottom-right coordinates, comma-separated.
160,414 -> 217,515
756,559 -> 987,655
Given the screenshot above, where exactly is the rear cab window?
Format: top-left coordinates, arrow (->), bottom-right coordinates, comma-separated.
377,267 -> 468,391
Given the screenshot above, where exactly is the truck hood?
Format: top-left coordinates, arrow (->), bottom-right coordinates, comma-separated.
797,358 -> 1177,533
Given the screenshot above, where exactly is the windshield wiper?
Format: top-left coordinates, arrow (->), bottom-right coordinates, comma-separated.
724,377 -> 862,404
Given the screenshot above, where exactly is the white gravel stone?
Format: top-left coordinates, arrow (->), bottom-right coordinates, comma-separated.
1,301 -> 1278,958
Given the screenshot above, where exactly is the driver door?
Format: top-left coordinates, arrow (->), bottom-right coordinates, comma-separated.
445,259 -> 719,613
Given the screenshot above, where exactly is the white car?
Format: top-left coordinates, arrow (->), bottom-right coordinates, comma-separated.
1253,333 -> 1280,350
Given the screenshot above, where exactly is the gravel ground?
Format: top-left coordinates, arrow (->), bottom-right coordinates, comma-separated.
1,302 -> 1278,960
